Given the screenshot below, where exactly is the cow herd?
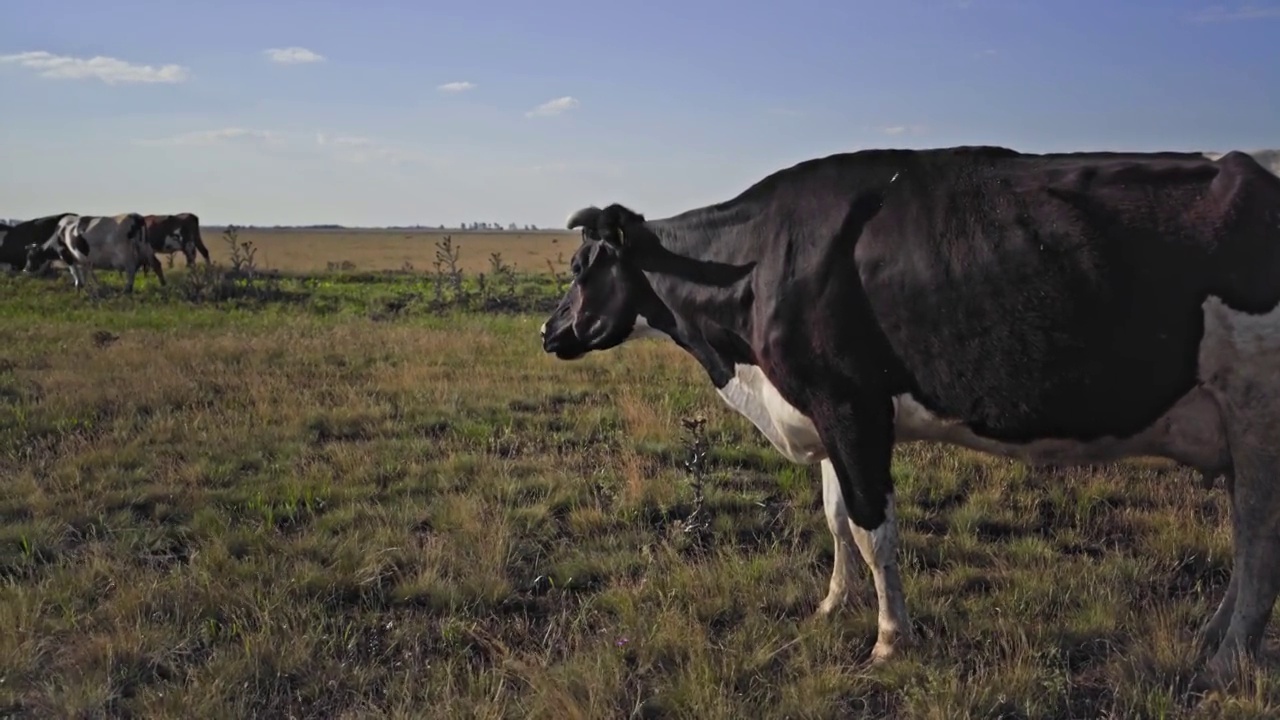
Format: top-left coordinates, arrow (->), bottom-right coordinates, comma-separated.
0,211 -> 209,292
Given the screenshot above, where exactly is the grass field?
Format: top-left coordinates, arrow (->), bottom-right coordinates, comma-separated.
2,228 -> 1278,718
201,227 -> 580,275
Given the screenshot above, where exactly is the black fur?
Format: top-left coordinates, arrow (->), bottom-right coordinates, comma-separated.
542,145 -> 1280,530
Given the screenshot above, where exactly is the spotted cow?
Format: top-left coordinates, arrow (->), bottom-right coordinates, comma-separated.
25,212 -> 162,292
539,145 -> 1280,686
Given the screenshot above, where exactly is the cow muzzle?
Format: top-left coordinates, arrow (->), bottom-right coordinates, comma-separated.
540,317 -> 587,360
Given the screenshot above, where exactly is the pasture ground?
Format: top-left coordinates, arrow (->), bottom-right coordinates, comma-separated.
1,228 -> 1278,718
203,227 -> 580,275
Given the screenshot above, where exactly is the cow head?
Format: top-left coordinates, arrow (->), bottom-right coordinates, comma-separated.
540,204 -> 667,360
23,239 -> 66,274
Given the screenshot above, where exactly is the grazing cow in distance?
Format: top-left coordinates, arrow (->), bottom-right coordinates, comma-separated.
539,145 -> 1280,687
0,213 -> 74,271
25,212 -> 162,292
142,212 -> 210,266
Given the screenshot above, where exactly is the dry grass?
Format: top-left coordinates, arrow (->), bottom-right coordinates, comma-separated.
204,228 -> 579,274
2,268 -> 1280,719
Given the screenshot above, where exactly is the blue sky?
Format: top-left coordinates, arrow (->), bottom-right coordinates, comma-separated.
2,0 -> 1277,227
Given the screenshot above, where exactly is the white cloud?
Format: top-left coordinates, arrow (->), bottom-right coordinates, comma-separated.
135,126 -> 444,167
134,128 -> 281,147
1189,4 -> 1280,22
0,50 -> 189,84
313,131 -> 441,166
525,96 -> 580,118
316,133 -> 373,147
263,47 -> 325,64
437,81 -> 475,93
880,124 -> 928,136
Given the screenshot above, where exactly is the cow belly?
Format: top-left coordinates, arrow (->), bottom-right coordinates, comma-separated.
86,244 -> 136,270
891,388 -> 1231,474
717,364 -> 827,464
718,291 -> 1275,477
717,362 -> 1231,474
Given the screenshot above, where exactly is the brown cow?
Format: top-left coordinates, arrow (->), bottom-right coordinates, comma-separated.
141,212 -> 210,267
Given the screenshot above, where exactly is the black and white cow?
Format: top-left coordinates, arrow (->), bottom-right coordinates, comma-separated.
539,145 -> 1280,686
0,212 -> 72,271
24,212 -> 163,292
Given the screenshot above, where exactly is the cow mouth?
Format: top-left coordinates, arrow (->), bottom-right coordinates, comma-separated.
541,325 -> 588,360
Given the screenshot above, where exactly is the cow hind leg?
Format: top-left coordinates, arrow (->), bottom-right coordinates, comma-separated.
151,256 -> 166,286
1193,297 -> 1280,687
1203,446 -> 1280,685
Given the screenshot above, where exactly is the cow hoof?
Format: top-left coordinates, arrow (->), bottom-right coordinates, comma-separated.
868,630 -> 914,665
1192,646 -> 1250,695
814,594 -> 846,618
869,640 -> 899,665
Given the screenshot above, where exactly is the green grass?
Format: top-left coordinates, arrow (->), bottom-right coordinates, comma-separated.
0,265 -> 1276,719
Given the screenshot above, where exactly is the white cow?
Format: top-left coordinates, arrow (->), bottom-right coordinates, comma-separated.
23,213 -> 164,292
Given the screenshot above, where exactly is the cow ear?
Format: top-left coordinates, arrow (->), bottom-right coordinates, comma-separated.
598,204 -> 645,248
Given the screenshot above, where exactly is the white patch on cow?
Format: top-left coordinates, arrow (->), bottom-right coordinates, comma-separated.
161,232 -> 185,252
625,314 -> 669,342
716,364 -> 826,464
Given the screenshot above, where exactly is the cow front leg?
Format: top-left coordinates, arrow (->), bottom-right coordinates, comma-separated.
850,487 -> 910,662
811,394 -> 913,664
816,459 -> 860,616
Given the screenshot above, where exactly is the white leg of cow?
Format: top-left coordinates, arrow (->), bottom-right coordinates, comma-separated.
1196,297 -> 1280,686
819,460 -> 913,662
68,265 -> 81,289
817,459 -> 860,616
1205,443 -> 1280,683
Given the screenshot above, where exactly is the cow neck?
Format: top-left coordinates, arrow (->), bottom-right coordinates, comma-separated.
632,205 -> 760,387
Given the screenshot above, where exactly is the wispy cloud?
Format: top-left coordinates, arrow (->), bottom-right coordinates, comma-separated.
766,107 -> 805,117
0,50 -> 189,84
133,128 -> 281,147
437,81 -> 475,93
314,132 -> 441,166
880,124 -> 928,136
975,48 -> 999,57
525,96 -> 580,118
316,133 -> 373,147
135,126 -> 444,167
263,47 -> 325,64
1187,3 -> 1280,22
